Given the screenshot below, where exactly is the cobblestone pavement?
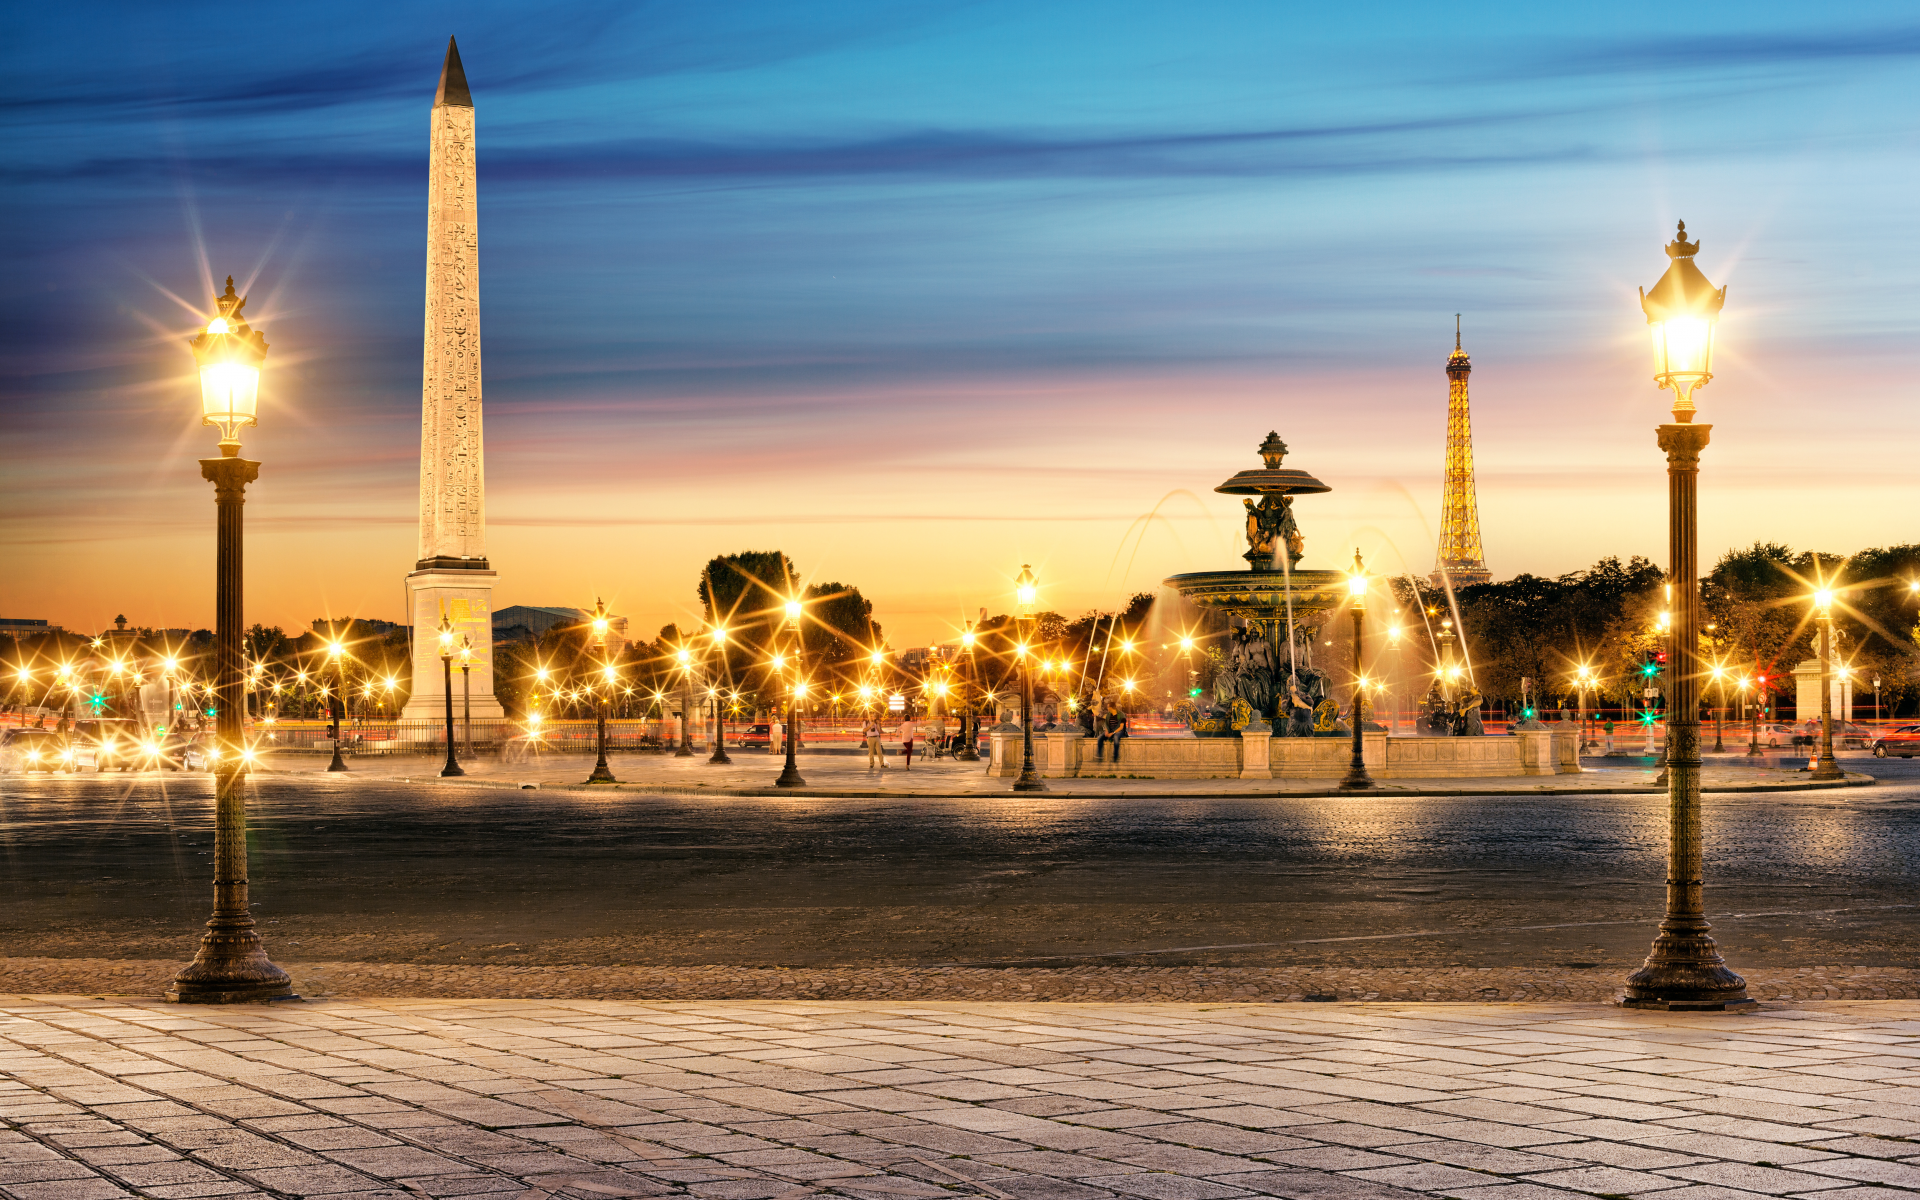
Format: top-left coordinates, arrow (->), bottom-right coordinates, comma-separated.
6,996 -> 1920,1200
253,751 -> 1873,798
2,776 -> 1916,981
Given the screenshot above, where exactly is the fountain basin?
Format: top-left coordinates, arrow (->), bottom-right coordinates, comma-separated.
1162,568 -> 1346,619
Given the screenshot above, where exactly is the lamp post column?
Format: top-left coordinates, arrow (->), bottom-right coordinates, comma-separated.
1340,557 -> 1374,790
1013,643 -> 1045,792
170,453 -> 292,1003
776,604 -> 807,788
1623,423 -> 1751,1010
327,649 -> 349,772
438,635 -> 463,778
958,626 -> 980,762
460,646 -> 472,760
1811,611 -> 1842,779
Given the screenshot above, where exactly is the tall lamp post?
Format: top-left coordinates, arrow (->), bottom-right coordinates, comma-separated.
458,635 -> 473,761
776,598 -> 807,788
435,610 -> 464,778
708,625 -> 732,765
326,639 -> 350,772
587,598 -> 617,783
1621,221 -> 1753,1011
1012,565 -> 1047,793
1809,590 -> 1843,780
168,275 -> 293,1004
1340,551 -> 1376,790
1709,665 -> 1726,753
958,620 -> 981,761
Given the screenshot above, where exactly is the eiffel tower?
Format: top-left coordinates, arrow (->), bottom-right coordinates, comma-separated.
1432,316 -> 1492,588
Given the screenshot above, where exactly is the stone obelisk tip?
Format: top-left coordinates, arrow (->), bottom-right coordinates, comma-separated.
434,36 -> 472,108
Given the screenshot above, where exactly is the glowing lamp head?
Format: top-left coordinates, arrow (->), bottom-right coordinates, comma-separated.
711,626 -> 726,645
535,667 -> 549,681
458,634 -> 473,664
436,609 -> 456,656
602,664 -> 617,682
771,653 -> 786,671
961,630 -> 975,647
328,641 -> 343,659
1179,636 -> 1194,652
858,685 -> 873,700
675,648 -> 691,666
590,596 -> 610,636
1346,550 -> 1368,602
1639,221 -> 1725,421
784,598 -> 803,627
190,277 -> 267,450
870,650 -> 884,666
1014,564 -> 1038,620
1814,588 -> 1834,615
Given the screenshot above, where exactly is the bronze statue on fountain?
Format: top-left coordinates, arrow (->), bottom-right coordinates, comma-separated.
1165,431 -> 1349,737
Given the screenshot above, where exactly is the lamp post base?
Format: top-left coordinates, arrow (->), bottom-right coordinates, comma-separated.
586,762 -> 617,783
775,766 -> 807,788
168,926 -> 296,1005
1012,775 -> 1048,792
1620,919 -> 1756,1011
327,743 -> 348,772
1807,762 -> 1845,780
1337,771 -> 1375,790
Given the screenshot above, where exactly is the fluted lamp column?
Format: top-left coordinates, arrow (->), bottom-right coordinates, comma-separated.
1809,590 -> 1843,780
1620,221 -> 1754,1012
435,609 -> 464,778
587,598 -> 617,783
168,277 -> 294,1004
1339,551 -> 1376,790
776,598 -> 807,788
1012,565 -> 1047,793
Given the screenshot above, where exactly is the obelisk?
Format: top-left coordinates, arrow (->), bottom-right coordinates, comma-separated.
403,36 -> 503,719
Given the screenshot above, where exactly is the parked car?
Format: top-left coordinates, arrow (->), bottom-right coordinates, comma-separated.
1871,725 -> 1920,758
1752,722 -> 1794,748
68,719 -> 148,772
0,728 -> 68,773
741,723 -> 772,747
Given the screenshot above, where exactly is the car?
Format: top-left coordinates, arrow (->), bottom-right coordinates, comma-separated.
1871,724 -> 1920,758
1752,722 -> 1794,748
740,723 -> 772,747
67,719 -> 150,772
0,728 -> 68,773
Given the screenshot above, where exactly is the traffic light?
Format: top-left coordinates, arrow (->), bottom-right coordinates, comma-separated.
1522,706 -> 1536,721
1188,687 -> 1203,698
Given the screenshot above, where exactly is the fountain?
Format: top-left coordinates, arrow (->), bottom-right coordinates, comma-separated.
1164,432 -> 1348,736
988,430 -> 1586,781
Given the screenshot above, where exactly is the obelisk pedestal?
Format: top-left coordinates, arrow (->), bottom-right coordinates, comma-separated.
402,37 -> 504,721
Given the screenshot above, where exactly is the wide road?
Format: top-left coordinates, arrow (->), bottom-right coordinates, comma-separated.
1,766 -> 1916,971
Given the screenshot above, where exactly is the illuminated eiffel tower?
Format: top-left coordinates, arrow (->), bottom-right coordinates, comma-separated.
1431,316 -> 1492,588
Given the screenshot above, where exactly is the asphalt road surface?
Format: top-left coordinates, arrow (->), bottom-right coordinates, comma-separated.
2,763 -> 1916,971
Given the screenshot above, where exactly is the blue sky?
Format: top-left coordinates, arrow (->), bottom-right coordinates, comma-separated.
4,2 -> 1918,642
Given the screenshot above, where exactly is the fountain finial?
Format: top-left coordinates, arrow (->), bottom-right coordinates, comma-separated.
1258,431 -> 1288,470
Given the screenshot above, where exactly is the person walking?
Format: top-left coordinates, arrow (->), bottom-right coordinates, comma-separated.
900,715 -> 916,770
865,717 -> 886,769
1602,716 -> 1615,755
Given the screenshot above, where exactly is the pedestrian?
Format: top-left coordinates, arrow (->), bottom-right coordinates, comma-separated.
865,717 -> 886,769
1602,716 -> 1615,754
1100,705 -> 1127,763
769,717 -> 783,755
900,715 -> 916,769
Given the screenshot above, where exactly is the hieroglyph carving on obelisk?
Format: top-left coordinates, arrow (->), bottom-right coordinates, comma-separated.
403,37 -> 504,720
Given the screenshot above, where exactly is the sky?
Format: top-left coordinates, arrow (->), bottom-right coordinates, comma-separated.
4,1 -> 1919,648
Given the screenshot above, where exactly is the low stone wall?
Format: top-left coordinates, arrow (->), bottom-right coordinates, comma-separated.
992,728 -> 1585,780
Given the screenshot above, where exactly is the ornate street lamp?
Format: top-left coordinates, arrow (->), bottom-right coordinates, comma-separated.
957,620 -> 981,761
584,598 -> 617,783
435,609 -> 464,778
457,635 -> 474,761
1340,551 -> 1376,790
1012,565 -> 1046,793
325,639 -> 350,772
708,625 -> 732,765
1808,589 -> 1843,780
1621,221 -> 1752,1012
776,598 -> 807,787
168,276 -> 293,1004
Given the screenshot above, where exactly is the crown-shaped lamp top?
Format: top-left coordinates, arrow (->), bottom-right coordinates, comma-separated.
1257,431 -> 1289,469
